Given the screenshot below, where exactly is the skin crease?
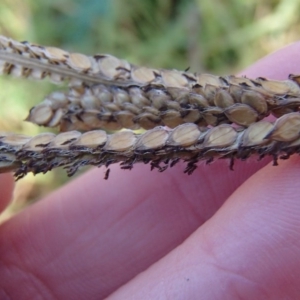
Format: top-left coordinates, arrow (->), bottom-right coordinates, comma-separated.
1,42 -> 300,300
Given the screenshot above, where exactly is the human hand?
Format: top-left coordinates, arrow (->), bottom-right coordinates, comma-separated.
1,42 -> 300,300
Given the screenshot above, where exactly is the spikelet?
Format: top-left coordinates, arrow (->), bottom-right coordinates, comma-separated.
1,113 -> 300,178
1,35 -> 300,178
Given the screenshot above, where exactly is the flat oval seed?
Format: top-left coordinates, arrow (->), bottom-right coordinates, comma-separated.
169,123 -> 201,147
214,89 -> 235,108
162,110 -> 183,128
1,134 -> 31,147
182,109 -> 202,123
241,121 -> 273,147
51,131 -> 81,147
134,113 -> 161,130
68,53 -> 92,71
129,88 -> 151,108
47,91 -> 69,109
161,70 -> 188,88
196,73 -> 224,87
136,127 -> 169,150
47,108 -> 65,127
258,79 -> 300,95
24,133 -> 56,150
11,40 -> 28,52
203,124 -> 237,148
227,75 -> 255,87
115,111 -> 137,129
229,84 -> 244,102
27,104 -> 53,125
131,67 -> 156,83
105,131 -> 136,151
73,130 -> 107,148
241,90 -> 268,114
224,104 -> 258,126
264,112 -> 300,142
97,55 -> 123,79
45,46 -> 69,61
188,93 -> 209,107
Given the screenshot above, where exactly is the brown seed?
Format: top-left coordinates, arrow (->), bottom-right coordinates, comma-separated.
28,44 -> 45,57
131,67 -> 156,84
113,88 -> 130,106
134,112 -> 161,130
50,131 -> 81,148
203,84 -> 218,104
241,90 -> 268,114
129,88 -> 151,108
23,133 -> 56,150
81,110 -> 122,131
80,93 -> 101,109
214,89 -> 235,108
196,73 -> 224,87
136,127 -> 169,150
73,130 -> 107,148
122,102 -> 140,115
202,107 -> 223,126
47,108 -> 65,127
241,121 -> 273,147
46,91 -> 69,109
167,87 -> 189,101
59,119 -> 89,132
115,111 -> 137,129
91,85 -> 113,103
161,70 -> 188,88
224,104 -> 258,126
182,109 -> 202,123
143,106 -> 160,116
257,78 -> 300,95
264,112 -> 300,142
168,123 -> 201,147
44,46 -> 69,62
103,102 -> 120,112
227,75 -> 255,87
26,104 -> 53,125
1,134 -> 31,147
97,55 -> 124,79
147,89 -> 170,106
68,53 -> 92,71
165,100 -> 181,111
188,93 -> 209,108
203,124 -> 237,148
161,110 -> 183,128
229,84 -> 244,102
105,130 -> 136,151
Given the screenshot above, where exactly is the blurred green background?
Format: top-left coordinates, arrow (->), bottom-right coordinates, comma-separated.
0,0 -> 300,215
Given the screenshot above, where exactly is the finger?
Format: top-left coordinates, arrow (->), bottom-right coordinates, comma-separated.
1,41 -> 300,299
0,174 -> 14,214
108,157 -> 300,300
241,41 -> 300,78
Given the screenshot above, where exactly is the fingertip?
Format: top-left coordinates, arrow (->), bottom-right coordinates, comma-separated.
0,174 -> 14,213
241,41 -> 300,79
